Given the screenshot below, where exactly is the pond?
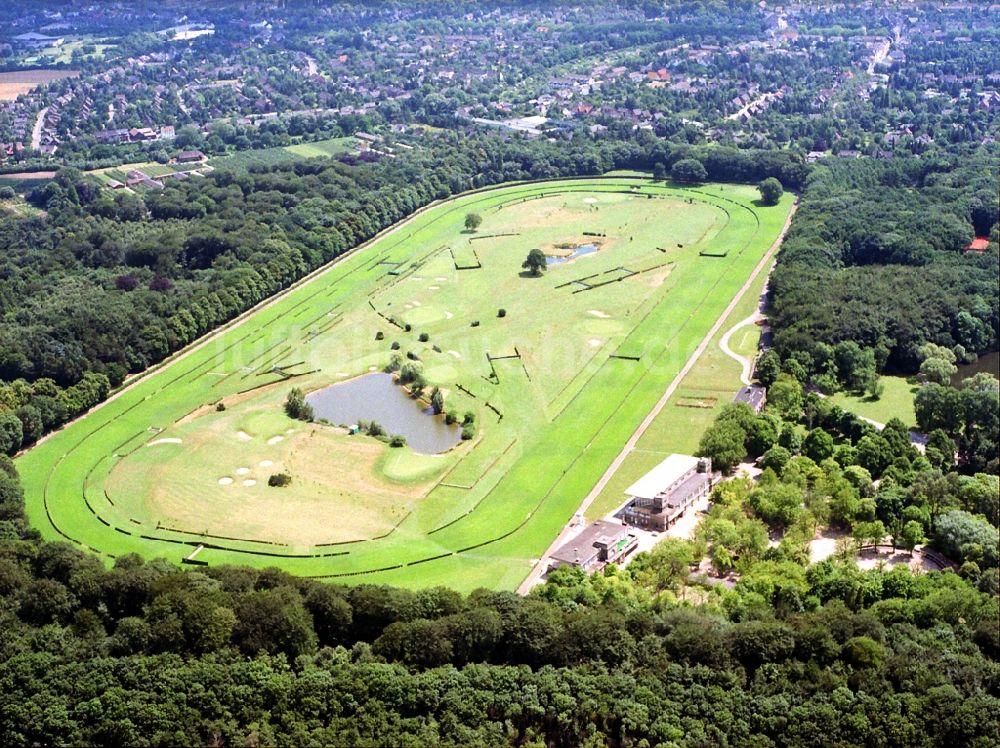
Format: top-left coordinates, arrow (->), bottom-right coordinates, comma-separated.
306,373 -> 461,454
951,350 -> 1000,386
546,243 -> 600,265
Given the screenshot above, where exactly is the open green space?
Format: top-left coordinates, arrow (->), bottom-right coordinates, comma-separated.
17,177 -> 792,591
212,136 -> 356,169
829,375 -> 919,427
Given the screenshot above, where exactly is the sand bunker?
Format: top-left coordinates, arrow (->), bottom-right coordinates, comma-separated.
411,300 -> 422,307
218,477 -> 233,486
428,285 -> 440,290
236,431 -> 252,442
368,366 -> 377,371
588,310 -> 610,318
242,479 -> 257,487
583,197 -> 598,204
589,339 -> 602,347
444,311 -> 454,319
435,276 -> 447,281
236,467 -> 250,475
448,350 -> 462,358
267,436 -> 284,445
259,460 -> 274,468
147,437 -> 182,446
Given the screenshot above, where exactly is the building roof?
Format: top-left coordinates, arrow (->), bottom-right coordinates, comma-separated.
968,237 -> 990,252
735,384 -> 767,410
550,520 -> 628,566
624,454 -> 699,500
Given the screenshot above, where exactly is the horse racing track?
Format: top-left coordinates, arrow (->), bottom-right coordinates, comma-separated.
17,177 -> 792,591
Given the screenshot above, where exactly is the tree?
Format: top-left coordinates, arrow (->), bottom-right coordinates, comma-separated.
934,510 -> 999,568
697,420 -> 747,473
755,350 -> 781,387
803,428 -> 835,463
430,387 -> 444,415
760,446 -> 791,474
464,213 -> 482,231
522,248 -> 548,276
757,177 -> 784,206
283,388 -> 313,421
0,413 -> 23,455
896,520 -> 924,556
671,158 -> 707,184
918,342 -> 958,385
767,374 -> 803,418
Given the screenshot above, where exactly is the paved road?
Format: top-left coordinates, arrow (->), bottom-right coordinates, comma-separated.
517,201 -> 799,594
30,107 -> 48,150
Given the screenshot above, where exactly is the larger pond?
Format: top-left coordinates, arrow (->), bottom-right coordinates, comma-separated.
306,373 -> 461,454
951,350 -> 1000,386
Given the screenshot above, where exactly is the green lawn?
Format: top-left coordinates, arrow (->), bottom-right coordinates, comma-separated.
284,137 -> 354,158
829,375 -> 919,427
213,137 -> 357,169
17,177 -> 792,591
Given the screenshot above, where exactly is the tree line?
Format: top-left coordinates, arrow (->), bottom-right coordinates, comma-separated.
0,458 -> 996,747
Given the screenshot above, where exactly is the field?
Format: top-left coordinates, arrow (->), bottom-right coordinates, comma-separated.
212,137 -> 356,169
92,161 -> 202,185
17,177 -> 793,591
0,69 -> 80,101
829,375 -> 919,427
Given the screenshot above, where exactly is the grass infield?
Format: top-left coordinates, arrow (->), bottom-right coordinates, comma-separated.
17,177 -> 792,591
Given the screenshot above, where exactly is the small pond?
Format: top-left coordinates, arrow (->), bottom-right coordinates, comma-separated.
951,350 -> 1000,386
546,243 -> 600,265
306,373 -> 461,454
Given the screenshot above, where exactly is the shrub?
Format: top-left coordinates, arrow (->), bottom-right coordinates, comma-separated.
284,388 -> 313,421
268,473 -> 292,487
461,425 -> 475,440
432,345 -> 442,353
406,351 -> 420,361
389,435 -> 406,448
404,323 -> 412,332
445,410 -> 458,425
375,331 -> 384,341
419,332 -> 430,342
215,402 -> 226,412
463,411 -> 476,425
0,186 -> 16,199
470,320 -> 480,327
359,420 -> 385,437
497,309 -> 507,318
390,341 -> 400,350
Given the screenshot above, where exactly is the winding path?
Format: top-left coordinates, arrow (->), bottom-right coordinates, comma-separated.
718,312 -> 760,386
517,201 -> 798,594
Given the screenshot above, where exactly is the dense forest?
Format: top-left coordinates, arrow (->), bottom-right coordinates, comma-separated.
769,148 -> 998,373
0,134 -> 803,454
0,460 -> 997,746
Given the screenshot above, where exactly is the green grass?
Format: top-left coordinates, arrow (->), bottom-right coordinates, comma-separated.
285,137 -> 354,158
213,137 -> 357,169
16,177 -> 792,591
829,375 -> 918,427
